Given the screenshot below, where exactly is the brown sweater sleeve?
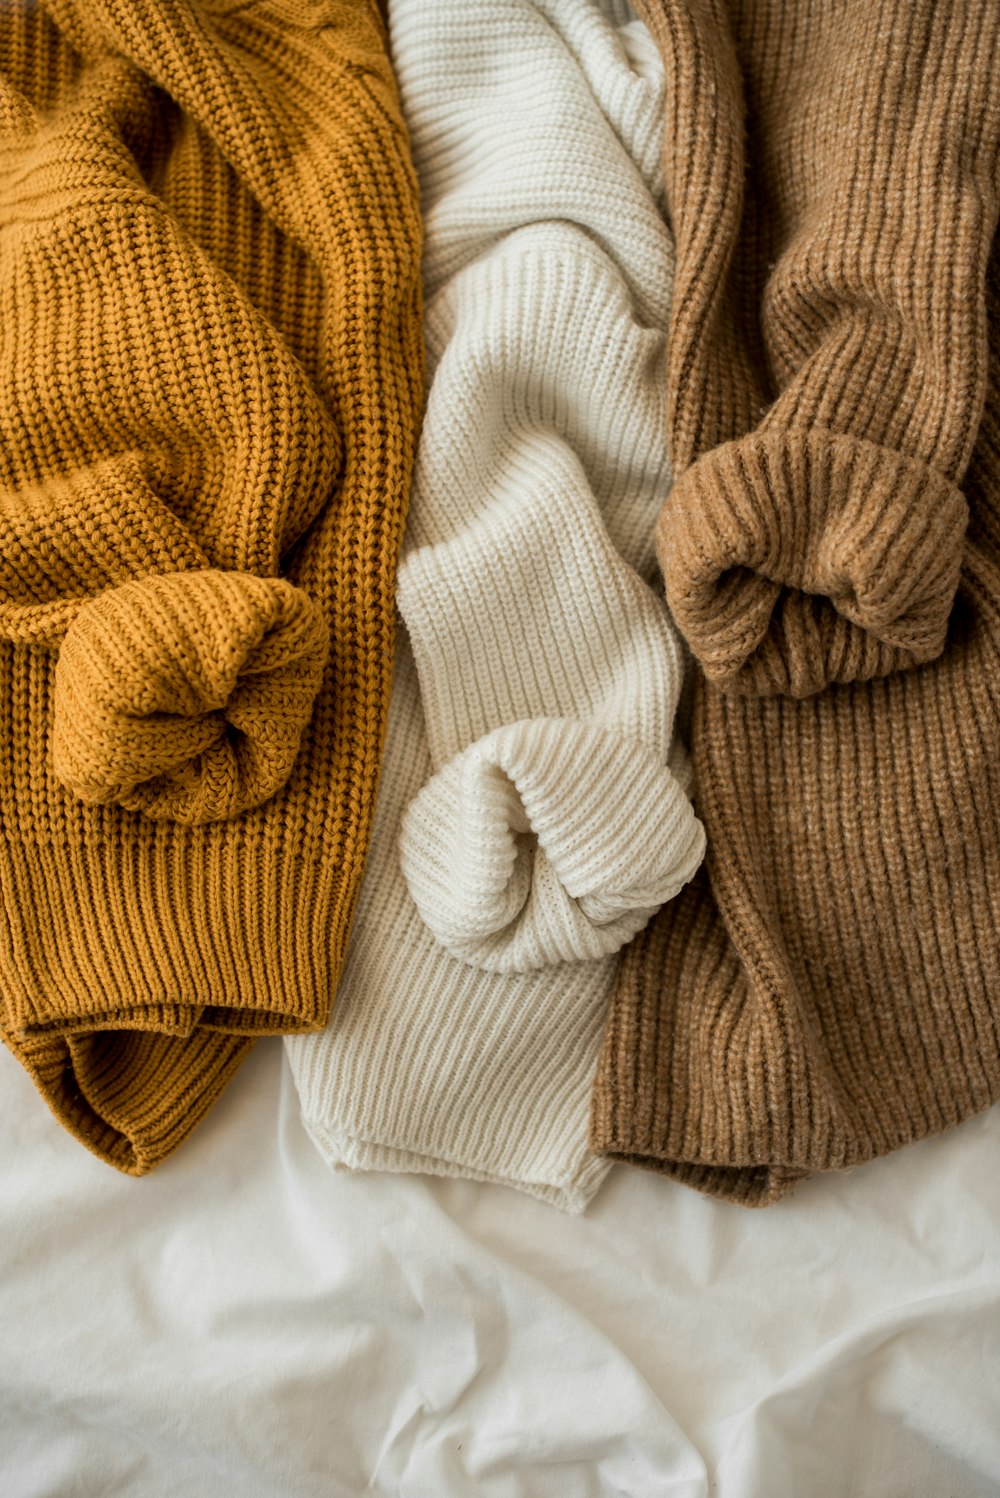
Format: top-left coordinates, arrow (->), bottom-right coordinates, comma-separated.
647,0 -> 1000,697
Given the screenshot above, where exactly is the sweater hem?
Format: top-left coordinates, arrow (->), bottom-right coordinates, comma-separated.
303,1117 -> 610,1214
0,832 -> 344,1034
4,1026 -> 253,1175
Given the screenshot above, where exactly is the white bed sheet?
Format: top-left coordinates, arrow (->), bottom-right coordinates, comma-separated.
2,1037 -> 998,1498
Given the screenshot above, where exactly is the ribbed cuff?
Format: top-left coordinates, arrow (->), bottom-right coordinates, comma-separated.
0,825 -> 343,1036
660,429 -> 968,697
398,718 -> 705,972
4,1027 -> 253,1175
52,569 -> 328,825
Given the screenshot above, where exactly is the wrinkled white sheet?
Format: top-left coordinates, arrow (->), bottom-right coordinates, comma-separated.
2,1037 -> 998,1498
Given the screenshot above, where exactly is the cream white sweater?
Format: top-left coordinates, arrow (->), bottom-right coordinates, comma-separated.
287,0 -> 703,1210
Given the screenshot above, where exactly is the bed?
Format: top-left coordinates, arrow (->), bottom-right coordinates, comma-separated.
3,1037 -> 998,1497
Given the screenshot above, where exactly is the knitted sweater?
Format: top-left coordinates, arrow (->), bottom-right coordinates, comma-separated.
0,0 -> 422,1173
592,0 -> 1000,1203
287,0 -> 704,1210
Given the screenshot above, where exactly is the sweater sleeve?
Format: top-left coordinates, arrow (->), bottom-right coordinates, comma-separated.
0,45 -> 334,822
393,5 -> 704,973
652,0 -> 1000,698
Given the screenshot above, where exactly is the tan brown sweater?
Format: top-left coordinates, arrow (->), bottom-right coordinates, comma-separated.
0,0 -> 422,1172
592,0 -> 1000,1203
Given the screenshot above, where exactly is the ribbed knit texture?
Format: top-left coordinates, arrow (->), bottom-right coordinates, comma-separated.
0,0 -> 423,1174
393,6 -> 704,972
288,0 -> 702,1210
592,0 -> 1000,1203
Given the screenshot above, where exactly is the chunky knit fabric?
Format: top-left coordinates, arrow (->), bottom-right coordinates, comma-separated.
0,0 -> 422,1173
592,0 -> 1000,1203
288,0 -> 703,1210
393,4 -> 703,973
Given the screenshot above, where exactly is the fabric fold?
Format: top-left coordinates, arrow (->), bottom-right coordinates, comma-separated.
400,719 -> 702,971
663,430 -> 968,697
7,1029 -> 253,1177
51,569 -> 328,822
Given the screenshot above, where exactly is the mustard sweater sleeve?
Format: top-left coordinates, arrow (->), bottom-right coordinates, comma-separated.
0,30 -> 336,823
648,0 -> 1000,697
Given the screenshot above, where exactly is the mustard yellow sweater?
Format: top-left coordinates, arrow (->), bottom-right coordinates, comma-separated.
0,0 -> 423,1172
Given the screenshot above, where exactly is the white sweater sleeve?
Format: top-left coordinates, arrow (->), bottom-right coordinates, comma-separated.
394,1 -> 704,972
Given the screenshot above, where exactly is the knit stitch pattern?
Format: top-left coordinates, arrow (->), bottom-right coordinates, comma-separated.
592,0 -> 1000,1203
0,0 -> 423,1173
393,3 -> 704,972
288,0 -> 702,1210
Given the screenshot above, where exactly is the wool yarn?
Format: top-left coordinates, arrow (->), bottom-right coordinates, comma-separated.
287,0 -> 703,1210
0,0 -> 422,1173
592,0 -> 1000,1203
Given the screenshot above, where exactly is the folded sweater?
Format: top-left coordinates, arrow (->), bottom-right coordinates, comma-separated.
0,0 -> 422,1173
592,0 -> 1000,1203
287,0 -> 704,1210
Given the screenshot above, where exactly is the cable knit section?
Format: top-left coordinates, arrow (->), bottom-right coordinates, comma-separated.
662,430 -> 969,697
52,569 -> 328,823
400,719 -> 704,972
